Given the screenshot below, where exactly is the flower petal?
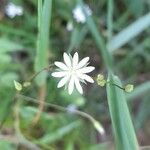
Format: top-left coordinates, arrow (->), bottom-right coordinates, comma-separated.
57,75 -> 69,88
73,52 -> 79,67
76,57 -> 89,69
78,66 -> 95,73
63,52 -> 71,67
74,77 -> 83,94
54,61 -> 68,70
51,71 -> 67,78
79,74 -> 94,83
68,76 -> 75,95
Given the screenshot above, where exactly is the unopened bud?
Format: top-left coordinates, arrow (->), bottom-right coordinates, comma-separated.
97,74 -> 104,81
23,82 -> 31,87
14,80 -> 22,91
96,74 -> 106,87
97,80 -> 106,87
125,84 -> 134,92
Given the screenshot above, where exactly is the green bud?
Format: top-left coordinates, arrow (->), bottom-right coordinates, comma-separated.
125,84 -> 134,92
97,80 -> 106,87
97,74 -> 104,81
96,74 -> 106,87
23,82 -> 31,87
14,80 -> 22,91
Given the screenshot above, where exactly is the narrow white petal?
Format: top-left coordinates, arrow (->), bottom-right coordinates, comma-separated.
63,53 -> 71,67
74,77 -> 83,94
79,74 -> 94,83
51,71 -> 67,78
76,57 -> 89,69
54,61 -> 68,70
68,76 -> 75,95
73,52 -> 79,67
57,75 -> 69,88
78,66 -> 95,73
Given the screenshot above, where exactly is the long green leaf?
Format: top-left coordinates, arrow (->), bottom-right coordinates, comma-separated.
106,74 -> 139,150
107,13 -> 150,52
35,0 -> 52,85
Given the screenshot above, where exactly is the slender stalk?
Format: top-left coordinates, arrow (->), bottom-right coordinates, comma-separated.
27,64 -> 54,82
13,95 -> 41,150
17,94 -> 105,135
107,81 -> 125,90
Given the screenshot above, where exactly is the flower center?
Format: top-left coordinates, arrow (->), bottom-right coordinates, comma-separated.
69,68 -> 76,76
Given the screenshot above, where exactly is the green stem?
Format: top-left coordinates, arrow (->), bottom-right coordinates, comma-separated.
107,81 -> 125,90
17,94 -> 105,135
28,64 -> 54,82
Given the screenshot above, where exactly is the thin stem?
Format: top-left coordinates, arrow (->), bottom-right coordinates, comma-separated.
107,81 -> 125,90
13,94 -> 41,150
27,64 -> 54,82
16,94 -> 105,135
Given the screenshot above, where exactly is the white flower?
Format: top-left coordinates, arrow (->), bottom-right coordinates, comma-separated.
52,52 -> 95,95
5,2 -> 23,18
66,21 -> 73,31
73,4 -> 92,23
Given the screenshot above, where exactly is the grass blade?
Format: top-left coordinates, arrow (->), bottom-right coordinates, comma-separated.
106,74 -> 139,150
35,0 -> 52,85
107,13 -> 150,52
33,0 -> 52,124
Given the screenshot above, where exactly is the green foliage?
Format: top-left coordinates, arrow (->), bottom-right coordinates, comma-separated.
0,0 -> 149,149
0,140 -> 16,150
0,38 -> 23,53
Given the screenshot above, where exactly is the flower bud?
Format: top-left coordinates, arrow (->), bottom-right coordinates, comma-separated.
97,80 -> 106,87
23,82 -> 31,87
125,84 -> 134,92
96,74 -> 106,87
97,74 -> 104,81
14,80 -> 22,91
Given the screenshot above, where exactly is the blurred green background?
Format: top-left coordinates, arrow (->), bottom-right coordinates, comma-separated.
0,0 -> 150,149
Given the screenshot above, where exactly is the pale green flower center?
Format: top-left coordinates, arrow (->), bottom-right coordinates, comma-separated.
69,67 -> 77,76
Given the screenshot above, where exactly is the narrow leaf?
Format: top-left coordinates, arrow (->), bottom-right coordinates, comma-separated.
35,0 -> 52,85
106,74 -> 138,150
107,13 -> 150,52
